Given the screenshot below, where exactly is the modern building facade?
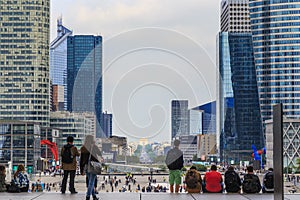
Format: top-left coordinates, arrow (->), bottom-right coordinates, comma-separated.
0,0 -> 50,126
171,100 -> 189,139
50,17 -> 72,111
265,119 -> 300,168
221,0 -> 251,32
217,0 -> 264,163
0,121 -> 41,174
67,35 -> 103,137
249,0 -> 300,122
217,32 -> 264,163
50,111 -> 96,148
101,111 -> 113,138
189,110 -> 202,135
177,135 -> 197,163
192,101 -> 217,134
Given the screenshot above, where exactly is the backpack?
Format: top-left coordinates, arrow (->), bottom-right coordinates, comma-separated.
62,145 -> 73,164
264,172 -> 274,189
225,171 -> 239,192
242,174 -> 261,193
186,170 -> 198,189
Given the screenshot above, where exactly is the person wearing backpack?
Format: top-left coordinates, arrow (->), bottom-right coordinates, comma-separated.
242,166 -> 261,194
224,166 -> 241,193
262,168 -> 274,193
185,166 -> 202,193
165,139 -> 184,193
203,164 -> 223,193
61,135 -> 80,194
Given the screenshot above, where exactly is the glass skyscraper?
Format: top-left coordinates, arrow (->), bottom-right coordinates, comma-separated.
171,100 -> 190,139
50,17 -> 72,110
217,0 -> 263,163
249,0 -> 300,121
0,0 -> 50,126
67,35 -> 103,137
217,32 -> 264,163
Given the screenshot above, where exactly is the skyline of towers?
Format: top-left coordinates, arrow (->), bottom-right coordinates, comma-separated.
0,0 -> 50,127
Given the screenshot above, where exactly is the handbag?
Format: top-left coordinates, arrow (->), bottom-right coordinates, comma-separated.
87,145 -> 102,175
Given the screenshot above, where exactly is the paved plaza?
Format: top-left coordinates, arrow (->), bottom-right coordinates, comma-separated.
0,192 -> 299,200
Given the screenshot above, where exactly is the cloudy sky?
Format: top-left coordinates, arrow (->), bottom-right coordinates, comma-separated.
50,0 -> 220,143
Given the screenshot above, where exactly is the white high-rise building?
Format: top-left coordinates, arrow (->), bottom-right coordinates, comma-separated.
220,0 -> 251,32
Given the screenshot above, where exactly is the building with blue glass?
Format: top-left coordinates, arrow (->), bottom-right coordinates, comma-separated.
217,32 -> 264,163
101,111 -> 113,138
192,101 -> 216,135
67,35 -> 103,137
50,17 -> 72,111
249,0 -> 300,122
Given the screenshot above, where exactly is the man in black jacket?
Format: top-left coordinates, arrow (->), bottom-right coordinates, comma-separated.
165,139 -> 183,193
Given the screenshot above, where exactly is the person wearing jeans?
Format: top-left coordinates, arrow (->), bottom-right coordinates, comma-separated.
80,135 -> 102,200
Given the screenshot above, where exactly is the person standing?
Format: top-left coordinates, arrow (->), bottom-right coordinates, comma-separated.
61,136 -> 79,194
165,139 -> 184,193
80,135 -> 102,200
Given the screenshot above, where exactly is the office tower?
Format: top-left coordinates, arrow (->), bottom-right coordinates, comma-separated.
67,35 -> 103,137
193,101 -> 217,134
50,111 -> 96,149
249,0 -> 300,121
0,0 -> 50,126
217,0 -> 263,163
189,109 -> 202,135
220,0 -> 251,32
171,100 -> 189,139
50,18 -> 72,110
101,111 -> 113,138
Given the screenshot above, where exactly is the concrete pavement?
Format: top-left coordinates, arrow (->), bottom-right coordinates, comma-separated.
0,192 -> 299,200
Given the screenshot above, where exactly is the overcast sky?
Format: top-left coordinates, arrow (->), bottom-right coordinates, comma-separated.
50,0 -> 220,143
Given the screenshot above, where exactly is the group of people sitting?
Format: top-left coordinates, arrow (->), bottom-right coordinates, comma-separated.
185,165 -> 274,194
0,164 -> 30,193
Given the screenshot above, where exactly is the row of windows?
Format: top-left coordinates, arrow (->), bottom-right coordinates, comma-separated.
255,57 -> 300,64
257,75 -> 300,81
250,10 -> 300,18
249,0 -> 300,7
251,16 -> 300,24
252,28 -> 300,36
252,22 -> 300,30
256,63 -> 300,69
255,51 -> 300,58
0,94 -> 48,99
253,34 -> 300,41
254,44 -> 300,52
0,111 -> 48,115
259,87 -> 300,93
254,39 -> 300,46
260,93 -> 300,98
250,4 -> 300,13
259,81 -> 300,86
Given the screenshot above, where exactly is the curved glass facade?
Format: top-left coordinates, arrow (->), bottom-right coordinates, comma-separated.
249,0 -> 300,121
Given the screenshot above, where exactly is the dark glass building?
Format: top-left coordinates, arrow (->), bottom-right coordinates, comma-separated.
67,35 -> 103,137
217,32 -> 264,163
101,112 -> 113,138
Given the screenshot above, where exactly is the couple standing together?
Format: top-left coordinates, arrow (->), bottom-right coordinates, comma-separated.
61,135 -> 102,200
